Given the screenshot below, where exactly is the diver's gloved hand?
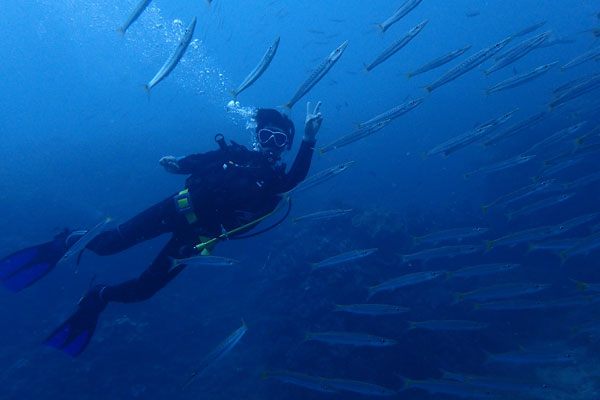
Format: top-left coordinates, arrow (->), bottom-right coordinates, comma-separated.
304,101 -> 323,142
77,284 -> 108,312
159,156 -> 181,173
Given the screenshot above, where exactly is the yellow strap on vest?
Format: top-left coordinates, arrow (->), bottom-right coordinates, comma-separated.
194,195 -> 291,253
176,189 -> 198,224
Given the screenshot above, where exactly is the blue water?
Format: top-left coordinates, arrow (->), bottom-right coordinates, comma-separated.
1,0 -> 599,399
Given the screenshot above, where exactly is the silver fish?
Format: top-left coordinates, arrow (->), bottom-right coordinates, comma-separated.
528,237 -> 581,252
357,97 -> 425,129
447,263 -> 521,280
456,283 -> 551,302
284,40 -> 349,109
561,230 -> 600,261
563,170 -> 600,190
483,110 -> 550,147
481,179 -> 559,213
560,45 -> 600,71
408,320 -> 488,331
377,0 -> 423,33
427,108 -> 518,157
486,349 -> 575,364
262,371 -> 338,393
401,245 -> 482,264
312,248 -> 378,269
368,271 -> 445,297
318,120 -> 392,154
401,378 -> 498,398
290,161 -> 354,194
334,303 -> 410,316
549,73 -> 600,108
484,62 -> 558,95
119,0 -> 152,36
305,331 -> 397,347
366,20 -> 429,72
231,37 -> 280,100
464,155 -> 535,180
523,121 -> 588,155
485,31 -> 552,75
292,209 -> 353,223
511,21 -> 547,38
324,378 -> 397,397
144,17 -> 197,94
505,193 -> 575,220
57,217 -> 112,267
425,36 -> 512,92
183,320 -> 247,388
406,45 -> 472,78
413,227 -> 488,246
172,255 -> 240,267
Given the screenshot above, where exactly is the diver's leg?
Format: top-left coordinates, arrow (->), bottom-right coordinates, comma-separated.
99,235 -> 187,303
86,195 -> 180,256
43,235 -> 187,356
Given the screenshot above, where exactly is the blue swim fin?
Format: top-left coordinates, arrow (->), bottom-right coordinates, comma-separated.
43,285 -> 107,357
0,232 -> 69,292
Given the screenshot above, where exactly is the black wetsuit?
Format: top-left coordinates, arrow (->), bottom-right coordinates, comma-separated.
85,138 -> 315,303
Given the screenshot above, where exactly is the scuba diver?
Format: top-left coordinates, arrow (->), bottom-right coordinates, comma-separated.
0,102 -> 323,356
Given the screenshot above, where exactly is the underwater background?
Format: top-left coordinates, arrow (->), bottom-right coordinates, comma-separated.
1,0 -> 600,399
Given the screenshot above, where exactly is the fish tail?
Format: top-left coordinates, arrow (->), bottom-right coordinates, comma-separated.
485,240 -> 494,250
377,23 -> 385,33
118,26 -> 126,37
527,243 -> 535,253
366,286 -> 376,300
407,321 -> 416,330
143,84 -> 151,100
304,332 -> 312,341
412,236 -> 420,246
206,0 -> 212,5
483,89 -> 490,98
354,122 -> 361,129
333,304 -> 341,312
261,371 -> 270,380
424,85 -> 432,93
406,73 -> 413,79
231,90 -> 238,101
463,173 -> 470,180
421,151 -> 428,160
570,278 -> 586,291
317,147 -> 325,155
481,205 -> 489,214
559,250 -> 568,265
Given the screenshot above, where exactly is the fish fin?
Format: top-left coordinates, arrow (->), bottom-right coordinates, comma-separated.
570,278 -> 586,291
559,250 -> 568,265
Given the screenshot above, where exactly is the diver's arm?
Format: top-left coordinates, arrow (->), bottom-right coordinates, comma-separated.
280,101 -> 323,191
160,151 -> 220,175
